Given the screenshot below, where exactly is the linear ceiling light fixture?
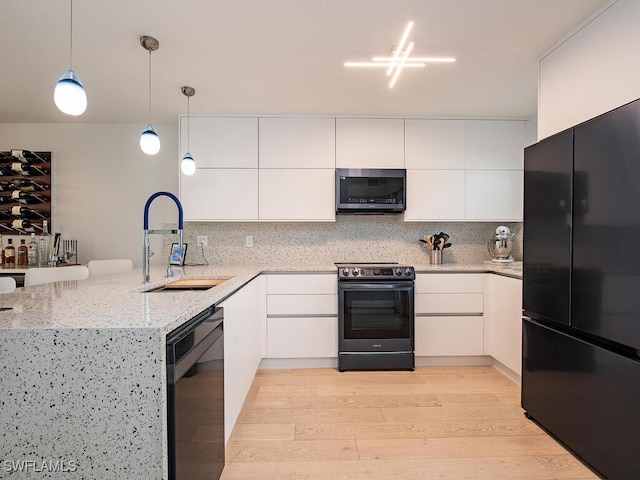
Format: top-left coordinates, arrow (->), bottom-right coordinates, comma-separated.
344,21 -> 455,88
180,86 -> 196,176
54,0 -> 87,115
140,35 -> 160,155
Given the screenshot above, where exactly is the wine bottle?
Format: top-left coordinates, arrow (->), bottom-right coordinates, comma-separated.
4,238 -> 15,266
10,150 -> 47,164
11,219 -> 42,232
28,233 -> 38,267
0,181 -> 14,192
0,193 -> 14,204
11,205 -> 49,219
0,164 -> 15,175
17,238 -> 28,266
11,162 -> 50,176
11,190 -> 49,204
9,178 -> 49,192
0,209 -> 12,220
0,235 -> 4,265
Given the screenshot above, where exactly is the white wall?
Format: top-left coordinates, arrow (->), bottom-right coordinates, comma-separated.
538,0 -> 640,139
0,123 -> 178,266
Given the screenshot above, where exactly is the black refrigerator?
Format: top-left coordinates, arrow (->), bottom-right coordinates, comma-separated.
523,98 -> 640,480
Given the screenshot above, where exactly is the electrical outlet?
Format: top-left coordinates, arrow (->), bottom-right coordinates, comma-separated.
196,235 -> 208,247
245,235 -> 253,248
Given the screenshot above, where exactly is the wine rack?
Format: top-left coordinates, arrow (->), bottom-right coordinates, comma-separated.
0,150 -> 52,234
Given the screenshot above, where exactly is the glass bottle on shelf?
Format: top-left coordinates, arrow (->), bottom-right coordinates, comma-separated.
10,162 -> 50,176
0,234 -> 4,266
9,178 -> 49,192
4,238 -> 15,266
10,150 -> 47,164
17,238 -> 28,266
39,220 -> 49,266
11,190 -> 49,204
28,233 -> 38,267
11,205 -> 49,219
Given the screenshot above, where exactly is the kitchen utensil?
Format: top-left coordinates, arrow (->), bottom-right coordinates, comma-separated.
487,225 -> 514,262
430,249 -> 442,265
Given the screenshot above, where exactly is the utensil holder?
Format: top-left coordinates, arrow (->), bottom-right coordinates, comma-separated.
430,250 -> 442,265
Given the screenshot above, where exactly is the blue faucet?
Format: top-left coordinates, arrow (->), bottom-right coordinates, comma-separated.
143,191 -> 184,282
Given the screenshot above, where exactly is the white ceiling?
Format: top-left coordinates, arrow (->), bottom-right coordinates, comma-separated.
0,0 -> 609,124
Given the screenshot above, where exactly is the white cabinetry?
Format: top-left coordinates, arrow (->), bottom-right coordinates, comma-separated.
259,117 -> 335,169
485,274 -> 522,376
179,116 -> 259,221
179,116 -> 258,168
265,273 -> 338,358
414,273 -> 485,356
336,118 -> 404,168
258,169 -> 335,221
180,169 -> 258,221
220,275 -> 266,442
465,120 -> 525,221
404,119 -> 525,222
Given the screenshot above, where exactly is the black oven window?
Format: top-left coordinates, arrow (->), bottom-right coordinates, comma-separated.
343,289 -> 411,339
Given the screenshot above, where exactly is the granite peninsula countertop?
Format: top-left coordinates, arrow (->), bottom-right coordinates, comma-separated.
0,261 -> 521,333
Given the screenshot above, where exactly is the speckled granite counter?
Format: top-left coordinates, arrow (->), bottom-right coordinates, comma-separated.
0,261 -> 520,479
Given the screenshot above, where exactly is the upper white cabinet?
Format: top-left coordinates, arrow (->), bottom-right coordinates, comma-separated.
405,169 -> 466,221
259,117 -> 335,169
179,116 -> 258,168
180,169 -> 259,221
466,170 -> 523,221
258,169 -> 335,221
465,120 -> 525,170
336,119 -> 404,168
405,119 -> 466,169
405,119 -> 525,222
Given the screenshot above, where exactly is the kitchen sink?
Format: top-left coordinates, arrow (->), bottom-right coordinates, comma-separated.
144,278 -> 229,293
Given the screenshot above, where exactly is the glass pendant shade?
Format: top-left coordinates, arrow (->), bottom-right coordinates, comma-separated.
181,152 -> 196,175
54,70 -> 87,116
140,124 -> 161,155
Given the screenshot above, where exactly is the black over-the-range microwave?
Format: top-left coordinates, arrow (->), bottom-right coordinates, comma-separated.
336,168 -> 406,214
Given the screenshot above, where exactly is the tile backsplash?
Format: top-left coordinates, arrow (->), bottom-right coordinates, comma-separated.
180,217 -> 522,266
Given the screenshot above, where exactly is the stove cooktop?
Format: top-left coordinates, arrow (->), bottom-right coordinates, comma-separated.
335,262 -> 415,280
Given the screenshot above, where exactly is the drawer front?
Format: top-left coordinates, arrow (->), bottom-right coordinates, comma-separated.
266,273 -> 337,295
267,317 -> 338,358
415,316 -> 484,356
267,294 -> 338,316
415,273 -> 484,294
415,293 -> 484,315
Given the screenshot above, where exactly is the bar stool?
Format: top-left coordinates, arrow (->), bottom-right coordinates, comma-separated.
87,259 -> 134,275
24,265 -> 89,287
0,277 -> 16,293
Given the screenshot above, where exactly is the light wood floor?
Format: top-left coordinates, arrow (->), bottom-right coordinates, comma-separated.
221,366 -> 600,480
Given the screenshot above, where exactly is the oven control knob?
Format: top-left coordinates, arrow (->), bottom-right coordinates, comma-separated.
341,268 -> 350,277
404,267 -> 412,276
352,267 -> 360,276
394,267 -> 402,276
373,268 -> 381,275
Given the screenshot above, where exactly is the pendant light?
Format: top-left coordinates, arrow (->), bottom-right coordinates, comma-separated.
54,0 -> 87,116
180,86 -> 196,175
139,36 -> 160,155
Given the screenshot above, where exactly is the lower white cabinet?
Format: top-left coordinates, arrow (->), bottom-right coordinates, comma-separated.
265,273 -> 338,358
220,275 -> 266,442
415,316 -> 484,356
267,317 -> 337,358
414,273 -> 485,356
485,274 -> 523,374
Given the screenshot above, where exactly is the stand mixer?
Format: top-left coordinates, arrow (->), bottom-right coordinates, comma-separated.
487,225 -> 515,263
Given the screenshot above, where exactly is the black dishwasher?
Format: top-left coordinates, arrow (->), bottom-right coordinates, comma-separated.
166,305 -> 224,480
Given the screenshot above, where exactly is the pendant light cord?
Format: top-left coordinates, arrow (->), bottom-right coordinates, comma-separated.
187,95 -> 190,152
148,49 -> 152,124
69,0 -> 74,69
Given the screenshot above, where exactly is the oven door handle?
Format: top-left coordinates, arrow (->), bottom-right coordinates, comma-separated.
339,282 -> 414,291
